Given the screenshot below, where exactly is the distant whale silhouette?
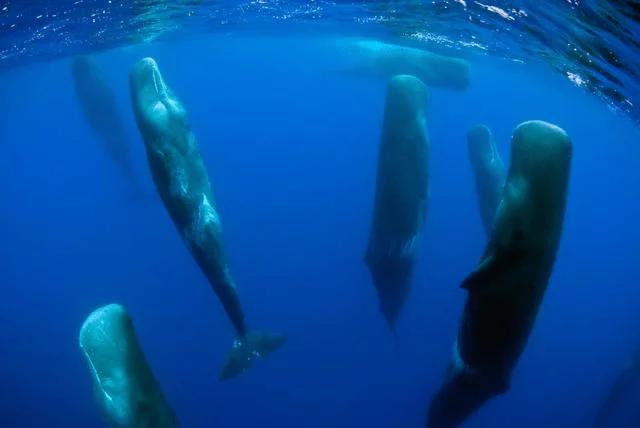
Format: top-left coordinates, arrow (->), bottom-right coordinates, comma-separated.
428,121 -> 572,427
594,345 -> 640,427
365,74 -> 429,329
130,57 -> 285,381
71,56 -> 138,187
337,39 -> 470,91
79,303 -> 179,428
467,125 -> 506,235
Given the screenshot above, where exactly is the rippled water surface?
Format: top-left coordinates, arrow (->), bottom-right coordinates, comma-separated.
1,1 -> 639,124
3,2 -> 640,428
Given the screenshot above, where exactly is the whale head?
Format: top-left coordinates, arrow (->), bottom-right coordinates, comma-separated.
467,125 -> 494,162
79,304 -> 139,427
501,120 -> 572,250
384,74 -> 428,127
510,120 -> 572,200
130,57 -> 188,147
79,304 -> 179,428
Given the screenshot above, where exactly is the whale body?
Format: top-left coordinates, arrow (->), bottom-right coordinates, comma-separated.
467,125 -> 506,235
365,74 -> 429,328
129,57 -> 285,380
337,39 -> 470,91
428,121 -> 572,427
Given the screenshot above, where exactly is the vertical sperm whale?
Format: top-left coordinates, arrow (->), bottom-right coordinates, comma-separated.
467,125 -> 506,235
428,121 -> 572,427
129,57 -> 285,380
365,74 -> 429,329
79,304 -> 179,428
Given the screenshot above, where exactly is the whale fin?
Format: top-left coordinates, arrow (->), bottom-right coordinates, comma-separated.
460,254 -> 495,291
461,243 -> 526,292
219,331 -> 286,381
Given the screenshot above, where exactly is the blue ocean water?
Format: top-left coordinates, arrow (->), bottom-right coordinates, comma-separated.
2,2 -> 640,428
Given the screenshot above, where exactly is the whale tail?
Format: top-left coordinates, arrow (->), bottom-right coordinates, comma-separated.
218,331 -> 286,381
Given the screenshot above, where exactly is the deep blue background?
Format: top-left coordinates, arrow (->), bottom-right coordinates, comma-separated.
1,35 -> 640,427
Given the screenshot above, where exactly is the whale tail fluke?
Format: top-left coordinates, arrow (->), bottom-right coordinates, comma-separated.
218,331 -> 286,381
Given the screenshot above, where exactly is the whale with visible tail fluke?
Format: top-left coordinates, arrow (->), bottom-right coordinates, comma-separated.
130,57 -> 285,381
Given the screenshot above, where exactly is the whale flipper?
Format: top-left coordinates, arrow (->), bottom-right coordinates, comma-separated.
219,331 -> 287,381
461,241 -> 528,292
460,255 -> 496,291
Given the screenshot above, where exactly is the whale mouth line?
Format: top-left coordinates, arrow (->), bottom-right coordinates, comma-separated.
81,344 -> 115,403
79,320 -> 119,410
140,59 -> 169,106
149,62 -> 167,101
132,58 -> 169,108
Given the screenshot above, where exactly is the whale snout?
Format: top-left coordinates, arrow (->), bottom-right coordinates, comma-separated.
130,57 -> 171,127
386,74 -> 428,114
79,303 -> 131,363
467,124 -> 493,160
130,57 -> 165,95
511,120 -> 572,177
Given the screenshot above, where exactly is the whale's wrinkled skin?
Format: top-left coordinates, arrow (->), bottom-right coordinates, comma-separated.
71,56 -> 138,186
428,121 -> 572,428
338,39 -> 470,91
467,125 -> 506,235
365,74 -> 429,329
129,57 -> 285,381
79,304 -> 179,428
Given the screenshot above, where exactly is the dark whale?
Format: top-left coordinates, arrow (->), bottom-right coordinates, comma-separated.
129,57 -> 285,381
79,304 -> 179,428
427,121 -> 572,427
467,125 -> 506,235
71,56 -> 137,186
365,74 -> 429,329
